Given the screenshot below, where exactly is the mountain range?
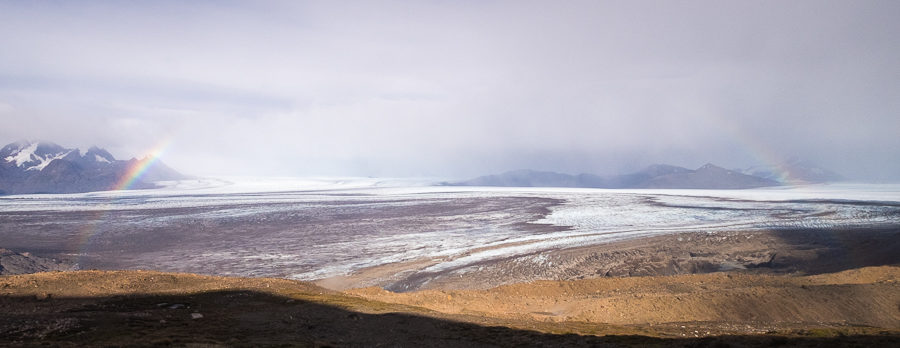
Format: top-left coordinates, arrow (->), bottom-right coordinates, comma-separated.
0,141 -> 186,195
450,161 -> 842,189
742,158 -> 844,184
0,140 -> 845,193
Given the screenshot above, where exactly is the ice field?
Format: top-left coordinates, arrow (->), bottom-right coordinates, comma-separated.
1,177 -> 898,281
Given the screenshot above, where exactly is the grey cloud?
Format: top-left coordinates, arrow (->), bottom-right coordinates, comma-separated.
0,1 -> 897,180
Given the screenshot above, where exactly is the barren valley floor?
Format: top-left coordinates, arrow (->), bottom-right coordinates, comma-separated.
1,183 -> 899,346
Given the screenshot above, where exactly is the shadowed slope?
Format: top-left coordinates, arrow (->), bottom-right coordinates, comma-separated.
350,266 -> 900,329
2,270 -> 899,347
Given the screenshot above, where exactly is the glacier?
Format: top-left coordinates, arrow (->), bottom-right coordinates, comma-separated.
0,177 -> 897,282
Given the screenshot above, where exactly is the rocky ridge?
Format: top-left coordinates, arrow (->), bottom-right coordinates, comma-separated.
0,140 -> 186,195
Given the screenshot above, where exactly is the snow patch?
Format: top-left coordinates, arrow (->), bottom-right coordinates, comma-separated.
26,150 -> 75,171
4,142 -> 38,166
4,142 -> 75,171
94,154 -> 111,163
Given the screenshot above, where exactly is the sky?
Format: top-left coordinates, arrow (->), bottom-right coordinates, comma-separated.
0,1 -> 898,180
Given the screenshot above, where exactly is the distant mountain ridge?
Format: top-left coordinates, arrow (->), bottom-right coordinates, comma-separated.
450,163 -> 788,189
743,158 -> 844,184
0,140 -> 187,195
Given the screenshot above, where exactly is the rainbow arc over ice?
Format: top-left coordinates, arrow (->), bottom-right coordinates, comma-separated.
72,138 -> 174,268
709,115 -> 805,186
113,139 -> 173,190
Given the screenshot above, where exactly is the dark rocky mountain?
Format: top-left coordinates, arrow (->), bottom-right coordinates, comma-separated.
744,158 -> 844,184
0,140 -> 187,195
640,163 -> 779,189
601,164 -> 693,188
458,169 -> 580,188
449,163 -> 781,189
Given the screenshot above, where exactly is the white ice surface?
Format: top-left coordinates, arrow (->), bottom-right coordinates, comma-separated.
1,178 -> 898,281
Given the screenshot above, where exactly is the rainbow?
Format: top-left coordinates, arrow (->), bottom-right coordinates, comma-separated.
72,139 -> 174,268
72,209 -> 108,268
709,116 -> 805,186
113,139 -> 173,190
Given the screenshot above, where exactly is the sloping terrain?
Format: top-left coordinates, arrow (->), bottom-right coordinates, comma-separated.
1,269 -> 898,347
641,163 -> 779,189
350,266 -> 900,330
0,248 -> 74,275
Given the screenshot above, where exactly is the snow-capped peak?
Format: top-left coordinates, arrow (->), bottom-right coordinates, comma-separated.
697,163 -> 724,171
0,140 -> 186,194
85,146 -> 116,163
2,140 -> 76,171
4,141 -> 39,167
28,149 -> 75,171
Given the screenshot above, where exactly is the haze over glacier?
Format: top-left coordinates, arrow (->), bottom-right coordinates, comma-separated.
1,3 -> 900,344
0,176 -> 897,288
0,1 -> 898,181
1,1 -> 896,283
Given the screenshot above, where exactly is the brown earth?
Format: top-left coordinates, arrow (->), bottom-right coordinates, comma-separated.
349,266 -> 900,332
3,227 -> 899,346
2,269 -> 898,347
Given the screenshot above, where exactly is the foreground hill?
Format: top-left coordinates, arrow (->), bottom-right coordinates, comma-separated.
352,266 -> 900,329
451,163 -> 780,189
1,268 -> 897,346
0,140 -> 186,195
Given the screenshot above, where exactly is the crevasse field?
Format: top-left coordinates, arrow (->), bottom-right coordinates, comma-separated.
1,177 -> 898,282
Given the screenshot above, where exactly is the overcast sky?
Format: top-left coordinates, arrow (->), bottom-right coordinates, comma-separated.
0,1 -> 897,180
